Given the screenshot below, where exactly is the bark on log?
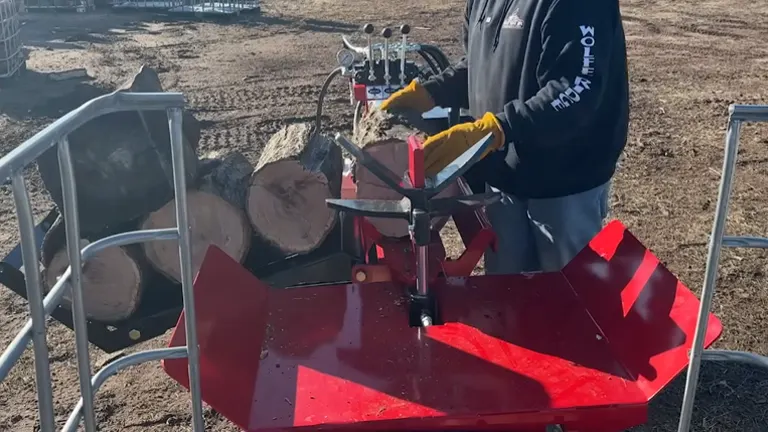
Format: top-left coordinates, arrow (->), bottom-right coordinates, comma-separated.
246,123 -> 343,254
36,64 -> 201,236
141,186 -> 253,284
352,109 -> 460,238
196,151 -> 254,209
41,215 -> 146,323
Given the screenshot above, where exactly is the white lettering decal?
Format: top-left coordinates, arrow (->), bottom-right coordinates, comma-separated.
574,76 -> 592,90
580,25 -> 595,36
564,87 -> 581,103
550,25 -> 598,112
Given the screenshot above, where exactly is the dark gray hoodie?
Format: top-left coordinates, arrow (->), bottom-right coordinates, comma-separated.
422,0 -> 630,199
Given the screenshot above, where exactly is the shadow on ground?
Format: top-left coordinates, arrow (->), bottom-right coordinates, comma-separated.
630,360 -> 768,432
21,12 -> 153,50
0,69 -> 107,121
20,9 -> 358,52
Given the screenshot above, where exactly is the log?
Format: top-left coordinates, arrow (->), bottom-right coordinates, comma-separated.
141,156 -> 253,282
41,215 -> 145,323
196,151 -> 254,209
246,123 -> 343,254
36,64 -> 201,236
352,109 -> 460,238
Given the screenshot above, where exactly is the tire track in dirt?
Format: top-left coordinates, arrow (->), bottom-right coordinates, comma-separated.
197,103 -> 353,161
187,83 -> 321,112
188,75 -> 351,158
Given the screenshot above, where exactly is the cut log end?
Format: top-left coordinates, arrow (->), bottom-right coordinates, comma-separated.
141,190 -> 252,283
43,240 -> 143,323
246,123 -> 343,254
247,160 -> 337,253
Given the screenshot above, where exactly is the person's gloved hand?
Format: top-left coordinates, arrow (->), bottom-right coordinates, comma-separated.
379,80 -> 436,114
422,112 -> 506,176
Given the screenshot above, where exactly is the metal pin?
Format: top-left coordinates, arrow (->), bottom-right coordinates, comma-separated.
420,313 -> 432,327
416,245 -> 428,297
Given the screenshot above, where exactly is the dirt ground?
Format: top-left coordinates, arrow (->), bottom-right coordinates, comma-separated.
1,0 -> 768,430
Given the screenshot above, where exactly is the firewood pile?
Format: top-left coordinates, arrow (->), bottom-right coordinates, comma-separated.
37,65 -> 458,323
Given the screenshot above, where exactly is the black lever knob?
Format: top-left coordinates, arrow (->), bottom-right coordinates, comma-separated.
363,23 -> 374,34
381,27 -> 393,38
400,24 -> 410,35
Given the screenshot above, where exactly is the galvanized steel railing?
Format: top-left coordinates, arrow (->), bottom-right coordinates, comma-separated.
0,91 -> 204,431
677,104 -> 768,432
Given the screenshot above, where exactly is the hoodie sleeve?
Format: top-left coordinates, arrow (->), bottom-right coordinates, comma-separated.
496,0 -> 617,160
419,0 -> 473,109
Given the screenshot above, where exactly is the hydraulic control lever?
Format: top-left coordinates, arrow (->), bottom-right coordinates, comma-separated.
363,23 -> 376,82
399,24 -> 410,86
326,132 -> 501,326
381,27 -> 392,86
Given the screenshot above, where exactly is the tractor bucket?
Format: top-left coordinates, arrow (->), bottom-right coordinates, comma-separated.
163,220 -> 722,432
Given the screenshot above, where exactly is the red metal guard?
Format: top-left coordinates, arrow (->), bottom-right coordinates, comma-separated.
352,83 -> 367,105
407,135 -> 425,188
164,221 -> 723,431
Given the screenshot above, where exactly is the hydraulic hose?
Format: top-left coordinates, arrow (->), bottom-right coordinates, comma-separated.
353,100 -> 364,135
315,67 -> 344,136
420,44 -> 451,70
424,45 -> 451,68
417,50 -> 442,76
415,44 -> 452,80
416,45 -> 462,125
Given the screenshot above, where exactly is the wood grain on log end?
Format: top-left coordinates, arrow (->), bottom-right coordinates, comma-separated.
247,123 -> 342,254
141,189 -> 252,283
43,239 -> 143,323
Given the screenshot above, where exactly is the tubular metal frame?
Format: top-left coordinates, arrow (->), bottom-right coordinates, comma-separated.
0,91 -> 205,431
677,104 -> 768,432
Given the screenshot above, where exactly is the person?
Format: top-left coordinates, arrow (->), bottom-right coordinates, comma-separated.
379,0 -> 630,274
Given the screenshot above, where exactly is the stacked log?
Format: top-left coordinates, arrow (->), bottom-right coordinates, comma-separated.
37,64 -> 203,322
140,152 -> 254,283
41,216 -> 146,323
36,76 -> 345,321
36,64 -> 201,237
246,123 -> 342,253
40,151 -> 258,322
35,70 -> 451,322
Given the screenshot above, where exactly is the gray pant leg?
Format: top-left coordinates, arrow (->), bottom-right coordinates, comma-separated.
482,181 -> 610,275
483,187 -> 539,275
527,181 -> 611,272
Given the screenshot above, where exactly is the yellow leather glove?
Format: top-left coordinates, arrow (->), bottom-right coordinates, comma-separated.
422,112 -> 506,176
379,80 -> 436,114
